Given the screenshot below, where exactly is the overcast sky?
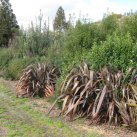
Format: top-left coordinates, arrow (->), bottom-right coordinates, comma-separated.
10,0 -> 137,29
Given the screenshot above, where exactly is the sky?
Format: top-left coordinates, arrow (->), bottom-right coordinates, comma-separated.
10,0 -> 137,29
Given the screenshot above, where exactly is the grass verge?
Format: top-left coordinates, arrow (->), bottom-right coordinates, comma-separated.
0,80 -> 102,137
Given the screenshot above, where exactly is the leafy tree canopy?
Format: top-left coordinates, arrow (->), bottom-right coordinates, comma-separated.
53,6 -> 67,31
0,0 -> 19,47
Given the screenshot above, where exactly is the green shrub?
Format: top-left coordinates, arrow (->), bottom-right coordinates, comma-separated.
122,13 -> 137,42
102,13 -> 121,36
90,33 -> 137,71
22,20 -> 52,57
0,48 -> 14,69
64,21 -> 98,54
6,58 -> 35,80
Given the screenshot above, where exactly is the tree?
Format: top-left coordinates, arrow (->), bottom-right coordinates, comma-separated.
101,13 -> 121,36
122,13 -> 137,42
53,6 -> 67,31
0,0 -> 19,47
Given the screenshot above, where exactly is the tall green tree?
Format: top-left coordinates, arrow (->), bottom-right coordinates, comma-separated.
53,6 -> 67,31
0,0 -> 19,47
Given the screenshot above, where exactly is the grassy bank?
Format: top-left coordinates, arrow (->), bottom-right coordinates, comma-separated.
0,79 -> 101,137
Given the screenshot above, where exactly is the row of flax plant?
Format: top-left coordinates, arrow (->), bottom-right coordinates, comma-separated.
57,63 -> 137,129
16,62 -> 137,129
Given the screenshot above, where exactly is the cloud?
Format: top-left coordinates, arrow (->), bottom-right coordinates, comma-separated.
10,0 -> 137,29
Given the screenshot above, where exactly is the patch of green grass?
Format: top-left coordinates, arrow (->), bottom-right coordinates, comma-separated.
0,107 -> 6,114
0,83 -> 8,91
0,80 -> 102,137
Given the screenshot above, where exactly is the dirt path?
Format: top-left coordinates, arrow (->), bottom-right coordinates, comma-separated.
0,78 -> 137,137
28,98 -> 137,137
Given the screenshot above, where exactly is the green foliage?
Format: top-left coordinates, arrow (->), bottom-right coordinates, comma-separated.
53,6 -> 67,31
12,12 -> 53,57
64,20 -> 106,60
102,13 -> 121,36
90,33 -> 137,70
122,13 -> 137,42
10,29 -> 26,58
65,22 -> 92,53
23,22 -> 52,57
6,57 -> 35,79
0,48 -> 14,69
2,10 -> 137,80
0,0 -> 19,47
64,13 -> 122,55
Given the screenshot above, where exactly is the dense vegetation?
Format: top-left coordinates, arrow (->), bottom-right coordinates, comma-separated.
0,0 -> 19,47
0,2 -> 137,82
1,0 -> 137,131
57,63 -> 137,127
1,10 -> 137,78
